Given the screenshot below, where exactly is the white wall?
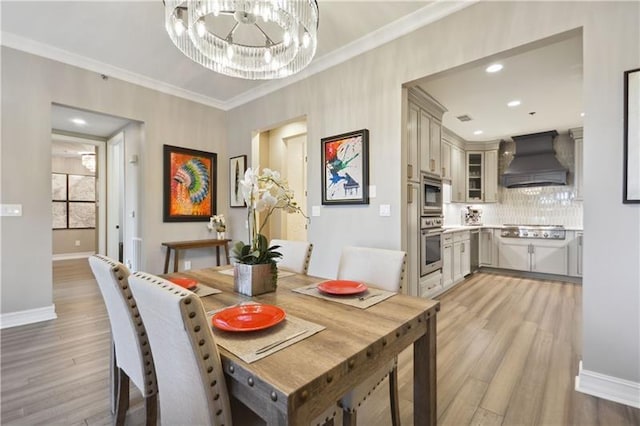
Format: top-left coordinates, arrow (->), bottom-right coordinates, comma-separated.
224,1 -> 640,387
1,47 -> 228,317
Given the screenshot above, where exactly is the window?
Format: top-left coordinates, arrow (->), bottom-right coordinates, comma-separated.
52,173 -> 96,229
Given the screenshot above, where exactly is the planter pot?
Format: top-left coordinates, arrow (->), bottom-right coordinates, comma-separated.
216,231 -> 226,240
233,263 -> 277,296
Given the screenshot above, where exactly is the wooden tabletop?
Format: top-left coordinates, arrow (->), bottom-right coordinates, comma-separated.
173,267 -> 440,425
161,238 -> 231,249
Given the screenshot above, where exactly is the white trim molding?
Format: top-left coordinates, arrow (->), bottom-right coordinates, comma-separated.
52,251 -> 95,261
1,0 -> 477,111
576,361 -> 640,408
0,305 -> 57,329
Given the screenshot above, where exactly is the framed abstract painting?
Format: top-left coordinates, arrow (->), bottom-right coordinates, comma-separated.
163,145 -> 217,222
321,129 -> 369,205
229,155 -> 247,207
624,68 -> 640,203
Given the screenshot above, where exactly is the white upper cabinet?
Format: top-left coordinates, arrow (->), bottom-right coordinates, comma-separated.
570,127 -> 583,200
451,145 -> 466,202
465,142 -> 499,203
407,88 -> 447,177
441,141 -> 452,182
484,150 -> 498,202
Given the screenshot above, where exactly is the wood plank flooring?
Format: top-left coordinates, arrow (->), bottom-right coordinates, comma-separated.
2,260 -> 639,425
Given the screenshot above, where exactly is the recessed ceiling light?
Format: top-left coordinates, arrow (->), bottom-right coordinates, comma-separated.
580,112 -> 585,117
485,63 -> 503,73
507,100 -> 521,107
474,130 -> 483,135
71,118 -> 87,126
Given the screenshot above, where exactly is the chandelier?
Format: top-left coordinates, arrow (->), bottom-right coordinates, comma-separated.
164,0 -> 319,80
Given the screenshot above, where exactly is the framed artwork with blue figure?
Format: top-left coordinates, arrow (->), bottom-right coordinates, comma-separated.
321,129 -> 369,205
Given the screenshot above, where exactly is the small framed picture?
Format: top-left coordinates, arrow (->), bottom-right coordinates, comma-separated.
321,129 -> 369,205
163,144 -> 217,222
229,155 -> 247,207
624,68 -> 640,203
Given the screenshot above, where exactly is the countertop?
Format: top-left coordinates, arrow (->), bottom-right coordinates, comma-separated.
443,225 -> 583,233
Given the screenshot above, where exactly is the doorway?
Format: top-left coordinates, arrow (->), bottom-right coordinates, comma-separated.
252,118 -> 309,242
51,104 -> 139,268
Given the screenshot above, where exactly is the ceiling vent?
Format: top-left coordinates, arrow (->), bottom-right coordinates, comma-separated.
456,114 -> 473,122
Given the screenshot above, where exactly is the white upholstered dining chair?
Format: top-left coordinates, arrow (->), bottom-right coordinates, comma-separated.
336,246 -> 407,426
128,271 -> 233,426
88,255 -> 157,426
270,239 -> 314,274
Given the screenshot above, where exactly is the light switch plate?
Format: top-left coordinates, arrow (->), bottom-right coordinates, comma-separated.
1,204 -> 22,216
369,185 -> 377,198
379,204 -> 391,217
312,206 -> 321,217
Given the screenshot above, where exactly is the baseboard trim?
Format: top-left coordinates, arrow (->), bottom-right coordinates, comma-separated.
52,251 -> 95,261
575,361 -> 640,408
0,305 -> 57,329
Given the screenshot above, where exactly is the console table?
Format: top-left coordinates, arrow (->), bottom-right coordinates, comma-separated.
161,239 -> 231,273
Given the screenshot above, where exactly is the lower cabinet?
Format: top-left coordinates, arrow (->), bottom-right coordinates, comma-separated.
498,237 -> 568,275
442,230 -> 470,291
420,269 -> 443,298
480,228 -> 498,267
567,231 -> 584,277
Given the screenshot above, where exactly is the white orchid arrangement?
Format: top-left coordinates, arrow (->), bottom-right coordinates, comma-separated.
232,167 -> 306,265
207,214 -> 226,232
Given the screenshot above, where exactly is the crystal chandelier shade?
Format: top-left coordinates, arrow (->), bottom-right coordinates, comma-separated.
165,0 -> 319,80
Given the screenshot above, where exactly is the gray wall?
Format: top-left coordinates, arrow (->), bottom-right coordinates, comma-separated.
224,1 -> 640,384
1,47 -> 228,315
1,0 -> 638,388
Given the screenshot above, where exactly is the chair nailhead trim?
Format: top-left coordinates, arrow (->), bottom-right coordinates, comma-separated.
214,393 -> 220,400
189,312 -> 196,318
194,325 -> 201,332
211,380 -> 217,386
216,409 -> 222,416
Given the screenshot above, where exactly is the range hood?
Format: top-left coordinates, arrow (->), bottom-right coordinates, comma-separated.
501,130 -> 568,188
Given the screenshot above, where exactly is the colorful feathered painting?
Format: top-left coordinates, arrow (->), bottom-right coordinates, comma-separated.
163,145 -> 217,222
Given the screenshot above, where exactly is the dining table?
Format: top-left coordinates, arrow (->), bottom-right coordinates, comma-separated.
171,266 -> 440,426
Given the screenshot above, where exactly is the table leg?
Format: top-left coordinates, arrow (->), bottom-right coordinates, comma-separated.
216,246 -> 221,266
414,313 -> 437,426
173,249 -> 179,273
163,248 -> 171,274
224,241 -> 231,265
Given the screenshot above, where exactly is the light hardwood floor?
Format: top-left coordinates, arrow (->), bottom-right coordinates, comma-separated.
2,259 -> 639,425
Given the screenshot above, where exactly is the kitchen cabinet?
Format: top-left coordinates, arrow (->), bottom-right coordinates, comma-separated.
420,269 -> 442,298
570,127 -> 583,200
484,150 -> 498,202
405,181 -> 420,296
442,234 -> 454,288
567,230 -> 583,277
407,103 -> 420,182
498,237 -> 568,275
453,231 -> 470,282
466,148 -> 499,203
451,145 -> 466,202
441,141 -> 452,182
480,228 -> 498,267
407,88 -> 446,177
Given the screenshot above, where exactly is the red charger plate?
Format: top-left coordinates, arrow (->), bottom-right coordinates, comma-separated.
212,304 -> 286,332
168,277 -> 198,290
317,280 -> 368,295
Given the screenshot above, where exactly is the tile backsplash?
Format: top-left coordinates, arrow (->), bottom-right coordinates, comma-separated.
444,132 -> 583,228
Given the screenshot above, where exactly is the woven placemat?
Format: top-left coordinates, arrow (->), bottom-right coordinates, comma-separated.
191,284 -> 221,297
217,267 -> 296,279
208,305 -> 324,363
292,283 -> 396,309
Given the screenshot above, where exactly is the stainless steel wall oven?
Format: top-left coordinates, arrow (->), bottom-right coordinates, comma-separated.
420,216 -> 443,276
421,172 -> 443,216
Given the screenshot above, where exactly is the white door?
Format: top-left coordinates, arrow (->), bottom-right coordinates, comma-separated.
107,132 -> 124,261
284,134 -> 307,241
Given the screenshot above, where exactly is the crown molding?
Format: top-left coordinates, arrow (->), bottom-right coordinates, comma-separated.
224,0 -> 479,110
0,31 -> 227,110
1,0 -> 478,112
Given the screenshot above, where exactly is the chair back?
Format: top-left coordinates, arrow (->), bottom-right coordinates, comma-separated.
270,239 -> 313,274
337,246 -> 407,292
128,272 -> 232,426
88,255 -> 157,397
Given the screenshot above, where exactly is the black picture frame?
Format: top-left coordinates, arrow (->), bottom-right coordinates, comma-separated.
321,129 -> 369,205
229,155 -> 247,207
163,144 -> 217,222
624,68 -> 640,203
